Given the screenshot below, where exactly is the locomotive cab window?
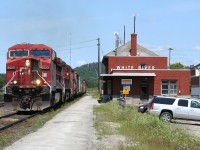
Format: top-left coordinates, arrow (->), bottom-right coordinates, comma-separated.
10,50 -> 28,57
30,50 -> 50,57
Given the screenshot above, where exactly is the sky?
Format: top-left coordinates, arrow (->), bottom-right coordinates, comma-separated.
0,0 -> 200,73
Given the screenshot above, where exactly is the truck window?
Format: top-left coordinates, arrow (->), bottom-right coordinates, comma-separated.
191,101 -> 200,108
178,99 -> 188,107
152,97 -> 175,105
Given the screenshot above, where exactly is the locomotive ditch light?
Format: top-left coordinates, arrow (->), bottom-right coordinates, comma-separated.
25,59 -> 30,67
36,79 -> 41,85
13,80 -> 18,84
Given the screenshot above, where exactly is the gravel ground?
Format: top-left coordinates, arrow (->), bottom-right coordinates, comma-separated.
4,96 -> 100,150
0,105 -> 16,116
172,120 -> 200,137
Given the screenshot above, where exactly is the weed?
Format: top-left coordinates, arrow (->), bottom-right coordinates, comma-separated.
94,101 -> 200,150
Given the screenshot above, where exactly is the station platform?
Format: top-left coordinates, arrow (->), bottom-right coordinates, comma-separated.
4,96 -> 99,150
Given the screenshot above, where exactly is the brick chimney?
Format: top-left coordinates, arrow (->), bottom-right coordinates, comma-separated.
131,33 -> 137,56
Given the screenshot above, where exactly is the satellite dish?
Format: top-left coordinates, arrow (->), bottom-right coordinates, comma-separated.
114,32 -> 118,36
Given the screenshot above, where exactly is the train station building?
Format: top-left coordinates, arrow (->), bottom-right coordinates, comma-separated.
100,33 -> 190,101
190,64 -> 200,98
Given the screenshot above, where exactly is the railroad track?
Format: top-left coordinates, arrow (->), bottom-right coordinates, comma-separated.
0,102 -> 4,107
0,98 -> 63,132
0,112 -> 39,132
0,95 -> 4,107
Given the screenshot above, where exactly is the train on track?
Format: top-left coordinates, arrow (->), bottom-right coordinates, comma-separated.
3,43 -> 86,111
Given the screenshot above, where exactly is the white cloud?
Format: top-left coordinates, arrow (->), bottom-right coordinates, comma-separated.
194,45 -> 200,51
77,60 -> 87,66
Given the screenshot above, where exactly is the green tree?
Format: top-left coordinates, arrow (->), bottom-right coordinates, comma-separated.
75,62 -> 105,88
170,62 -> 184,69
0,74 -> 6,89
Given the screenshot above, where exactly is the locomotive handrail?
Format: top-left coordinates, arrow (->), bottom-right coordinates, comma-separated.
57,80 -> 65,87
32,70 -> 51,91
56,80 -> 65,99
3,71 -> 18,93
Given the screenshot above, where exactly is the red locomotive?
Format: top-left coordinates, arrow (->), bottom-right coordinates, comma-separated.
4,43 -> 86,111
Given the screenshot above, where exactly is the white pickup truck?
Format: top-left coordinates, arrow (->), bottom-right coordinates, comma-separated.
149,96 -> 200,122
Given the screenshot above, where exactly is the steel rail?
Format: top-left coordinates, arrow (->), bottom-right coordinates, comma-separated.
0,102 -> 4,107
0,112 -> 18,119
0,112 -> 39,132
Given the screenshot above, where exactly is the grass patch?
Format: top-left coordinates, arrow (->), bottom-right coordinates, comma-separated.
87,88 -> 100,99
94,101 -> 200,150
0,97 -> 81,150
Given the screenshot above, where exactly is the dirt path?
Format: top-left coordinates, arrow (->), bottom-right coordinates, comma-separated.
4,96 -> 99,150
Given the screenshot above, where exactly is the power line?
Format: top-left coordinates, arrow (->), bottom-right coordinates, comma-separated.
0,44 -> 96,56
71,39 -> 97,45
52,38 -> 97,49
100,46 -> 104,56
58,45 -> 96,52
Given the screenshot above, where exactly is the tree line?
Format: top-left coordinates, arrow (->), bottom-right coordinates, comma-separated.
0,74 -> 6,89
74,62 -> 105,88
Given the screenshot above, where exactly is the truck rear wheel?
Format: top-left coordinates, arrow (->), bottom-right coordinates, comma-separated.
160,112 -> 172,123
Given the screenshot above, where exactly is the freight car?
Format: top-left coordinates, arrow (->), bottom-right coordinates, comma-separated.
3,43 -> 86,111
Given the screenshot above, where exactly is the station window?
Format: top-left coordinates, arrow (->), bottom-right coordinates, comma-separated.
140,64 -> 146,69
161,80 -> 177,96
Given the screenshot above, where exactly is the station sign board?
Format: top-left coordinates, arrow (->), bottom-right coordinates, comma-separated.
121,79 -> 132,85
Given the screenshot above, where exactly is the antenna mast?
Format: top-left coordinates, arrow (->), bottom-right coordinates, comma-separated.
124,25 -> 125,45
114,32 -> 119,49
134,15 -> 136,33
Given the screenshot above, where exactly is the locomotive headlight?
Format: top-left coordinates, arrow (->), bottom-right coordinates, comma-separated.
36,79 -> 41,85
13,80 -> 18,84
25,60 -> 30,67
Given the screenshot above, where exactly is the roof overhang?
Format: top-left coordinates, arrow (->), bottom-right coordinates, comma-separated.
100,72 -> 156,79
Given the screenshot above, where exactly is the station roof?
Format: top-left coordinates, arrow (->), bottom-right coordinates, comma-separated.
104,41 -> 159,57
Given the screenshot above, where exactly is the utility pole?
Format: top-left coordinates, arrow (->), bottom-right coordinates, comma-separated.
168,48 -> 173,69
198,66 -> 200,89
70,32 -> 71,65
97,38 -> 101,93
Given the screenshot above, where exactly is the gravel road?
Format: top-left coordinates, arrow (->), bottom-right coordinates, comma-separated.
4,95 -> 99,150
